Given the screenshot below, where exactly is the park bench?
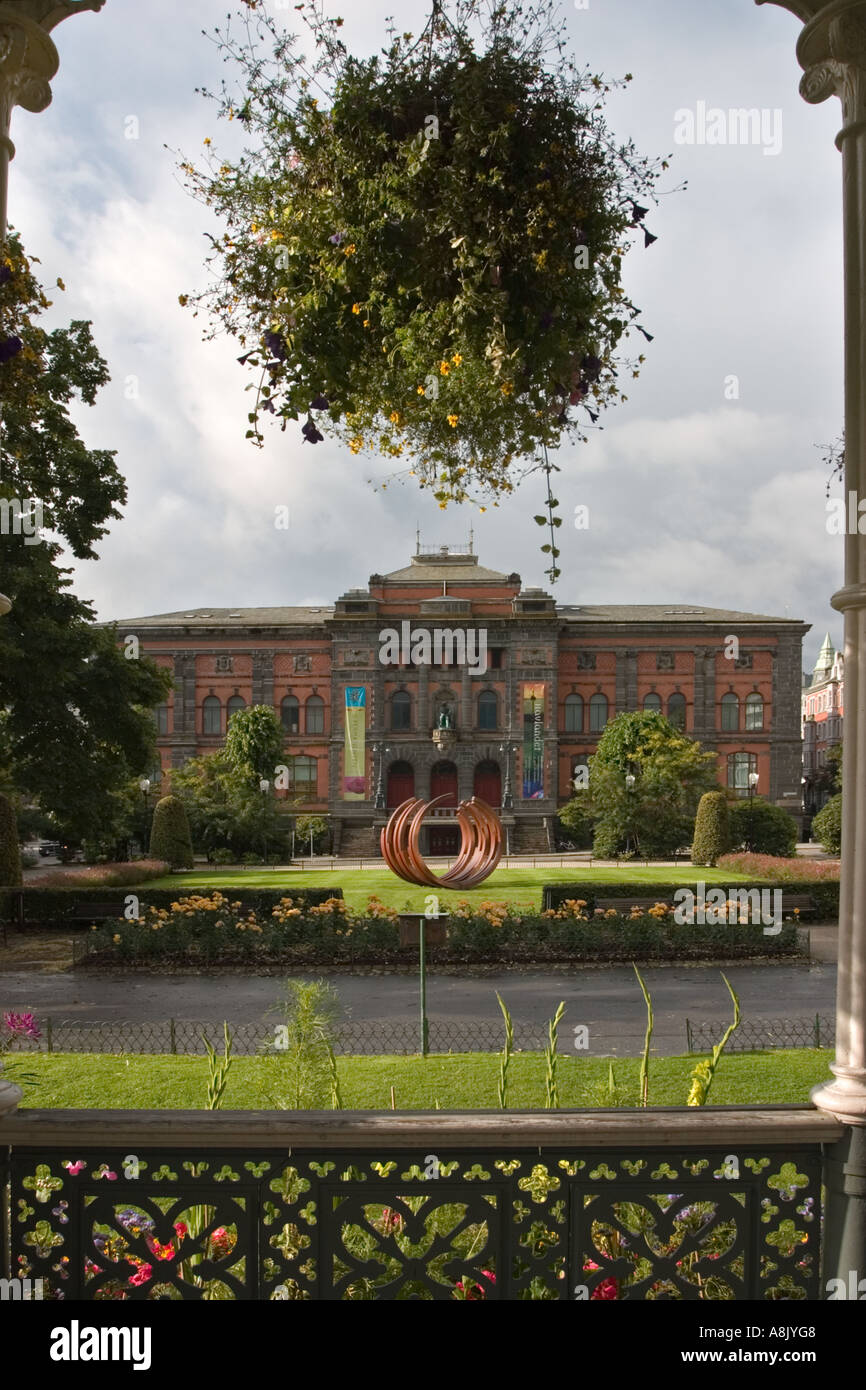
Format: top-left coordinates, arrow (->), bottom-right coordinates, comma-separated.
67,901 -> 127,928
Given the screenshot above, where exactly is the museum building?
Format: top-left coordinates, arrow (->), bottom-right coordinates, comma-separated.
114,543 -> 808,854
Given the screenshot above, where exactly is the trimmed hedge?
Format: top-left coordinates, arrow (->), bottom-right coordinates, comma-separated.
149,795 -> 194,870
541,880 -> 839,920
0,793 -> 22,888
0,885 -> 344,928
691,791 -> 729,867
77,912 -> 802,966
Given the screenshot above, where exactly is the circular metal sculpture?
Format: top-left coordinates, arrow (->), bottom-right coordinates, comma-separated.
381,795 -> 503,889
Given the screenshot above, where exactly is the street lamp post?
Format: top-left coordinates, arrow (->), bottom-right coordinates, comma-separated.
760,0 -> 866,1286
139,777 -> 151,854
624,769 -> 637,857
746,769 -> 759,851
259,777 -> 270,864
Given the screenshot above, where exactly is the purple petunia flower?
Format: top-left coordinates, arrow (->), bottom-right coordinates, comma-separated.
309,394 -> 329,410
328,232 -> 345,245
301,419 -> 324,444
0,264 -> 12,286
0,336 -> 23,364
263,330 -> 287,361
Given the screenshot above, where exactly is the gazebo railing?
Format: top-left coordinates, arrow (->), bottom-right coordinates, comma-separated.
0,1106 -> 841,1300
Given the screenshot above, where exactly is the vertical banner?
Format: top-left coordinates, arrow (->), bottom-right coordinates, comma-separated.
343,686 -> 367,799
522,682 -> 545,799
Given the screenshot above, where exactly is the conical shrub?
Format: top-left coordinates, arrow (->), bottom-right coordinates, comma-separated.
148,794 -> 194,870
691,790 -> 730,867
0,793 -> 22,886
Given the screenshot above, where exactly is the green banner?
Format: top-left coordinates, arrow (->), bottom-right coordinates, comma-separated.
522,682 -> 545,799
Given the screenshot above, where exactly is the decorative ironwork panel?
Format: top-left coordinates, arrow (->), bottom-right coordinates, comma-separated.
5,1143 -> 822,1301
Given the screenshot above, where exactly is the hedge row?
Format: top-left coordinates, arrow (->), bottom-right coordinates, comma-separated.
78,913 -> 803,967
0,885 -> 343,927
541,881 -> 840,919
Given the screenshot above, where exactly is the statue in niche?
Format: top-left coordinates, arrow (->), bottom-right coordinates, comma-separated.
437,703 -> 453,730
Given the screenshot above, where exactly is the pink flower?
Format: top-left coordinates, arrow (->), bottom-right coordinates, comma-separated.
128,1263 -> 153,1287
3,1011 -> 41,1041
64,1161 -> 86,1176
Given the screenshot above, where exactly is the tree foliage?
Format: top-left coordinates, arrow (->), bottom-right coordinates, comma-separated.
560,711 -> 717,858
172,750 -> 286,859
0,233 -> 170,835
179,0 -> 667,570
224,704 -> 285,785
812,793 -> 842,857
0,792 -> 22,886
727,798 -> 798,858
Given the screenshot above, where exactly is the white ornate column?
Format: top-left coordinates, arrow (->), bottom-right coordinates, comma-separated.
0,1 -> 105,1110
0,2 -> 106,240
760,0 -> 866,1290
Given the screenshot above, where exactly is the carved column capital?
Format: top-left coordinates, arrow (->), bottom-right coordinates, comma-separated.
0,1 -> 105,158
761,2 -> 866,131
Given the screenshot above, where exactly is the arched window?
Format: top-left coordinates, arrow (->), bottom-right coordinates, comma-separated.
154,703 -> 170,735
226,695 -> 246,724
642,692 -> 661,714
589,693 -> 608,732
667,692 -> 686,731
564,693 -> 584,732
305,694 -> 325,735
745,692 -> 764,731
727,751 -> 757,797
720,692 -> 739,731
202,696 -> 221,735
281,695 -> 299,734
391,691 -> 411,731
478,690 -> 498,731
289,755 -> 317,798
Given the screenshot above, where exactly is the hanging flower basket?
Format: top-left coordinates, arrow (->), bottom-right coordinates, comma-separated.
180,0 -> 666,561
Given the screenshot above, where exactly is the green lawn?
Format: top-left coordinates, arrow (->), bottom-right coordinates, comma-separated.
143,864 -> 752,913
12,1049 -> 831,1110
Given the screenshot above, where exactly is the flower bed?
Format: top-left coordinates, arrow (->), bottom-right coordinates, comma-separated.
542,877 -> 839,920
77,893 -> 803,967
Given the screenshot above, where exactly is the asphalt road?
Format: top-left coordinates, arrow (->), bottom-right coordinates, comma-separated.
0,959 -> 836,1055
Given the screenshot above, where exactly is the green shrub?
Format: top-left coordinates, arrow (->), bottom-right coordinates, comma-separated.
541,878 -> 839,921
727,798 -> 797,857
691,791 -> 730,867
148,795 -> 194,870
812,794 -> 842,856
0,883 -> 343,929
211,848 -> 235,865
0,794 -> 22,887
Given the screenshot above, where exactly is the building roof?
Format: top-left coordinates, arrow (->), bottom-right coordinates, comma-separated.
112,607 -> 334,628
377,551 -> 515,585
556,604 -> 802,624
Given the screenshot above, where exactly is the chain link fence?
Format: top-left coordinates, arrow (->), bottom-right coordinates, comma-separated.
685,1014 -> 835,1052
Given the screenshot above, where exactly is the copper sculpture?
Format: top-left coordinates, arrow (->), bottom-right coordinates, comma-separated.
381,795 -> 503,889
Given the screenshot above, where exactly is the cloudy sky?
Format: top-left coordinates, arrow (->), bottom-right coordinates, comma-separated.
6,0 -> 846,667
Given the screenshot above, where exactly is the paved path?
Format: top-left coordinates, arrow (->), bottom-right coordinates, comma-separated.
0,959 -> 836,1055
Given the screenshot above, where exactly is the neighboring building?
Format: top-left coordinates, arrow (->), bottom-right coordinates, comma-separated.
802,632 -> 844,819
114,543 -> 809,853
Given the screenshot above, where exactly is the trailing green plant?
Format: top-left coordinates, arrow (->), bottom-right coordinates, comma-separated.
691,790 -> 730,867
632,963 -> 653,1107
495,991 -> 514,1110
179,0 -> 669,570
687,974 -> 741,1107
148,795 -> 194,870
544,1001 -> 566,1109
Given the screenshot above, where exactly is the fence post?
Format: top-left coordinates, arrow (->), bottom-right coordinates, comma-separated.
46,1017 -> 53,1054
170,1019 -> 177,1054
686,1018 -> 692,1053
815,1013 -> 821,1049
